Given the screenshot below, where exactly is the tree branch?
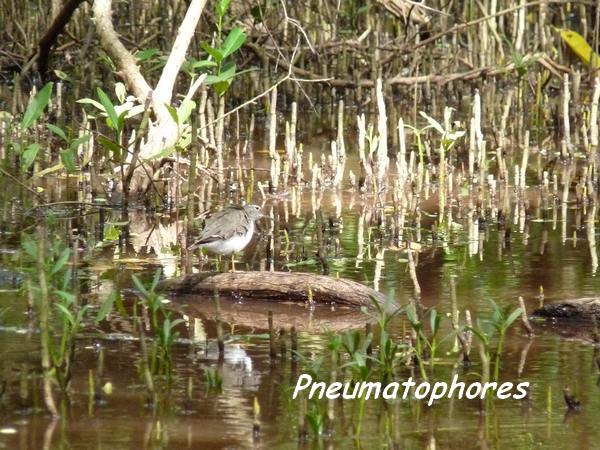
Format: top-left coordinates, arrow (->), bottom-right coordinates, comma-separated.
92,0 -> 152,101
154,0 -> 209,105
21,0 -> 86,79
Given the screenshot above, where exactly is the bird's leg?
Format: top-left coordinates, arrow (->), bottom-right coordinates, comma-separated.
230,254 -> 236,273
216,254 -> 221,272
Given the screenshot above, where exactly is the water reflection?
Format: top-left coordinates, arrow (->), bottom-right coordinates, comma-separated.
3,155 -> 600,448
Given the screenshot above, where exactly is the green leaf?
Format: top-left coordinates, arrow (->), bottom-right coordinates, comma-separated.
148,59 -> 167,74
216,0 -> 232,19
47,123 -> 67,142
97,136 -> 122,160
76,98 -> 105,111
53,69 -> 71,82
176,129 -> 192,150
165,104 -> 179,124
103,224 -> 121,241
132,274 -> 149,297
151,268 -> 162,291
114,289 -> 128,317
55,303 -> 75,326
55,289 -> 76,305
430,309 -> 440,334
97,87 -> 120,133
201,42 -> 224,63
60,148 -> 77,173
97,50 -> 116,70
406,303 -> 419,326
122,104 -> 145,119
207,62 -> 239,96
488,299 -> 501,317
21,82 -> 53,130
10,142 -> 21,154
169,318 -> 185,332
190,59 -> 218,70
117,110 -> 128,132
467,325 -> 488,346
205,61 -> 237,85
506,308 -> 523,329
21,236 -> 37,259
419,111 -> 445,135
214,80 -> 231,96
21,143 -> 40,171
115,82 -> 126,103
69,134 -> 91,152
220,27 -> 246,59
75,305 -> 90,326
96,290 -> 118,324
60,265 -> 72,291
136,48 -> 160,62
177,99 -> 196,124
51,248 -> 71,275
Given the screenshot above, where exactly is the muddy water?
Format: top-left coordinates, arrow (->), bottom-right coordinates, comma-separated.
1,155 -> 600,449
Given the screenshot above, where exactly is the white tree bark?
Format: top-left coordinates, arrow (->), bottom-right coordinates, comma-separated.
92,0 -> 208,162
154,0 -> 208,106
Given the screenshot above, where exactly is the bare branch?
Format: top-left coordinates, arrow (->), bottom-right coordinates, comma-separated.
92,0 -> 152,101
154,0 -> 209,105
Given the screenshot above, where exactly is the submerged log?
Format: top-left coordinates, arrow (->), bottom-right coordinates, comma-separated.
161,271 -> 385,307
533,297 -> 600,321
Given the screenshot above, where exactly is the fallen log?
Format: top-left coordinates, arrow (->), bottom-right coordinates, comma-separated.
160,271 -> 386,308
533,297 -> 600,321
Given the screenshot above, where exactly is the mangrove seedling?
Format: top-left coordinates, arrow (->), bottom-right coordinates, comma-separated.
340,330 -> 371,382
305,402 -> 325,438
469,299 -> 522,382
132,269 -> 184,381
16,228 -> 91,414
204,367 -> 223,392
9,82 -> 53,174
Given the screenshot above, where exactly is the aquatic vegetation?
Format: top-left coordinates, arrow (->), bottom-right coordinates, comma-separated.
6,82 -> 52,174
340,330 -> 371,381
204,368 -> 223,392
196,0 -> 248,97
407,306 -> 455,378
362,295 -> 404,380
16,227 -> 89,414
469,299 -> 522,383
132,269 -> 184,384
305,402 -> 325,437
288,294 -> 526,443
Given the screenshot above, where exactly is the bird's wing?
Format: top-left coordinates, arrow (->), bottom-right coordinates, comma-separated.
195,206 -> 249,243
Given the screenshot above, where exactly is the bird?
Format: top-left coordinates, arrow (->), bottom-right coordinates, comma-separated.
189,204 -> 264,271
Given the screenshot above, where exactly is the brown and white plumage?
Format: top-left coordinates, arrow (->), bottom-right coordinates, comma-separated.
189,204 -> 263,255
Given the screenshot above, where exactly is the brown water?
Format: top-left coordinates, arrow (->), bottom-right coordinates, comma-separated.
1,155 -> 600,450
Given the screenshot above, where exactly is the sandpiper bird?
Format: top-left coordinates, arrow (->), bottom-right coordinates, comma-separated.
189,204 -> 263,271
